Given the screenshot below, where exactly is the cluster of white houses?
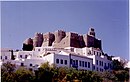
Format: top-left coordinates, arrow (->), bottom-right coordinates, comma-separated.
1,28 -> 129,72
1,46 -> 113,72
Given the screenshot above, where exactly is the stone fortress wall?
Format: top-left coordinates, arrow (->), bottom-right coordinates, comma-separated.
23,28 -> 102,51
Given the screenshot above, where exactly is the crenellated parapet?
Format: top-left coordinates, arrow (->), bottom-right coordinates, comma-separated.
42,32 -> 55,46
83,28 -> 102,50
54,30 -> 66,43
22,28 -> 102,51
33,32 -> 43,47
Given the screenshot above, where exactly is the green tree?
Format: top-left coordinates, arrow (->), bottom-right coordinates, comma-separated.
111,60 -> 129,81
35,62 -> 54,82
101,71 -> 117,82
114,70 -> 129,81
78,70 -> 102,82
15,67 -> 34,82
112,60 -> 124,71
66,67 -> 79,81
1,62 -> 16,82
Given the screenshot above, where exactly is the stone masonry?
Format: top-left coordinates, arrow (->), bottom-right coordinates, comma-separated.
22,28 -> 102,51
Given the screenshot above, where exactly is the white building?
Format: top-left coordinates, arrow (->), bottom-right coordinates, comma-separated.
85,48 -> 112,72
55,51 -> 93,71
112,56 -> 123,62
67,47 -> 112,72
0,46 -> 112,72
124,61 -> 130,68
0,48 -> 13,63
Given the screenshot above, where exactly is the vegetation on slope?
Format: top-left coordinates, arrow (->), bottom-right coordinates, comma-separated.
1,61 -> 129,82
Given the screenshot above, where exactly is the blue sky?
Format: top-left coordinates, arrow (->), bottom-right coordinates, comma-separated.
1,1 -> 129,60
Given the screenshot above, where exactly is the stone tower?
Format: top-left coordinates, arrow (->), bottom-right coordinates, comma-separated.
33,32 -> 43,47
88,28 -> 95,37
23,38 -> 33,51
22,27 -> 102,51
42,32 -> 55,46
83,28 -> 102,50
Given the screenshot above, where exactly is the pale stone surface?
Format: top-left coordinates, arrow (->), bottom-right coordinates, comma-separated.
22,28 -> 102,51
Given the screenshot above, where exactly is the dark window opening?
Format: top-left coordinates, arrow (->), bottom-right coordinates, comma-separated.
99,61 -> 101,66
94,51 -> 95,55
97,67 -> 98,71
82,61 -> 84,67
102,61 -> 103,66
70,59 -> 73,64
25,55 -> 28,59
20,55 -> 22,58
21,63 -> 24,66
108,63 -> 109,68
30,64 -> 32,66
100,53 -> 101,56
88,62 -> 90,68
56,59 -> 59,64
61,59 -> 63,64
105,63 -> 106,66
64,60 -> 67,65
73,60 -> 75,65
85,62 -> 87,67
5,56 -> 7,59
96,60 -> 98,65
79,61 -> 81,66
76,60 -> 78,65
93,66 -> 95,70
100,68 -> 102,71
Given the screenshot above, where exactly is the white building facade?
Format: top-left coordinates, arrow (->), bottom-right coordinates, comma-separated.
1,46 -> 112,72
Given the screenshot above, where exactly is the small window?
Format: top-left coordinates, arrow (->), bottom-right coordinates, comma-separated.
25,55 -> 28,59
70,59 -> 73,64
82,61 -> 84,67
93,66 -> 95,70
60,59 -> 63,64
21,63 -> 24,66
76,60 -> 78,65
100,68 -> 102,71
102,61 -> 103,66
79,61 -> 81,66
108,63 -> 109,68
96,60 -> 98,65
56,59 -> 59,64
88,62 -> 90,68
73,60 -> 75,65
97,67 -> 98,71
104,63 -> 106,66
110,64 -> 111,68
100,53 -> 101,56
64,60 -> 67,65
94,51 -> 95,55
5,56 -> 7,59
99,61 -> 101,66
20,55 -> 22,58
1,56 -> 2,59
38,49 -> 40,51
85,62 -> 87,67
30,64 -> 32,66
